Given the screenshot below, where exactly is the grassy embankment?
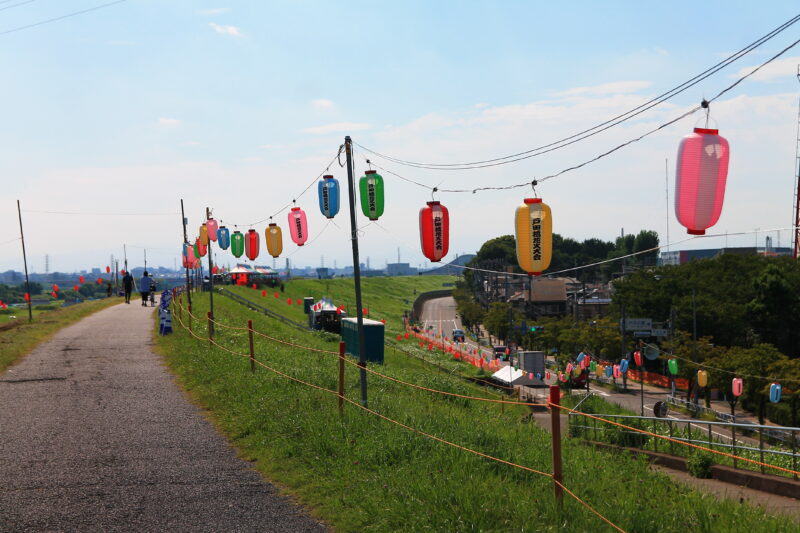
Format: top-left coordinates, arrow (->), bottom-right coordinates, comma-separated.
155,277 -> 797,532
0,298 -> 121,373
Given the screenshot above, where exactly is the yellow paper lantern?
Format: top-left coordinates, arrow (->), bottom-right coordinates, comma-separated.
515,198 -> 552,275
266,223 -> 283,258
697,370 -> 709,388
199,223 -> 209,246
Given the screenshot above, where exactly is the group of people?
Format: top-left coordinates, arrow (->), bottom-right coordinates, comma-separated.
121,271 -> 157,306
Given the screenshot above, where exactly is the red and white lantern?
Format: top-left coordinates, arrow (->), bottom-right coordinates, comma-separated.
419,201 -> 449,262
675,127 -> 730,235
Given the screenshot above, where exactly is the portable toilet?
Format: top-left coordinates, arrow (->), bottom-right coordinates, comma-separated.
303,297 -> 314,314
341,317 -> 384,364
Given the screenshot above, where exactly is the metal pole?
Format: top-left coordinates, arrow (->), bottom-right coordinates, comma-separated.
205,208 -> 215,338
180,200 -> 192,307
16,200 -> 33,322
344,136 -> 368,407
620,301 -> 627,392
549,385 -> 563,506
124,244 -> 128,273
144,249 -> 147,272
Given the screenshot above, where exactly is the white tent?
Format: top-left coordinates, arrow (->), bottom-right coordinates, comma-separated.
491,366 -> 524,385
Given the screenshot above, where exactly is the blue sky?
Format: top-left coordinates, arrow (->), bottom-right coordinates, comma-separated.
2,1 -> 800,273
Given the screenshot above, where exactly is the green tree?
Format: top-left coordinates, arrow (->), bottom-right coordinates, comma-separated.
747,264 -> 800,356
483,302 -> 517,344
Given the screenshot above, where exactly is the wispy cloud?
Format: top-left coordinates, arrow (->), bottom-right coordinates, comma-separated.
158,117 -> 182,127
555,80 -> 653,97
311,98 -> 334,109
304,122 -> 370,135
197,8 -> 230,15
209,22 -> 243,37
733,56 -> 800,83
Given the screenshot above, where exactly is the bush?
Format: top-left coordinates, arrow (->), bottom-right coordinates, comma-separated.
687,451 -> 714,479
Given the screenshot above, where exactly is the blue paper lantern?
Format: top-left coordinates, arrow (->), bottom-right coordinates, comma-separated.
536,372 -> 543,380
770,382 -> 782,403
318,174 -> 340,219
605,366 -> 613,378
576,352 -> 585,364
217,226 -> 230,250
619,359 -> 629,374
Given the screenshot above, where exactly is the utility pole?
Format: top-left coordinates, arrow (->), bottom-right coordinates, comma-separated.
180,199 -> 192,306
206,207 -> 215,337
16,200 -> 33,322
144,249 -> 147,272
792,65 -> 800,258
344,136 -> 368,407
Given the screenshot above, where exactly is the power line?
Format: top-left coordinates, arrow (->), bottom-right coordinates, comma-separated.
363,35 -> 800,194
0,0 -> 126,37
356,12 -> 800,171
0,1 -> 37,13
23,209 -> 178,216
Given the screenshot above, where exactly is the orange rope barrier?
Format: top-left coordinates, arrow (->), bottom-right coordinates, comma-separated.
174,300 -> 543,407
552,403 -> 800,477
171,312 -> 625,533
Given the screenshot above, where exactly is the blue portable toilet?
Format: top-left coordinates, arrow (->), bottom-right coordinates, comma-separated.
341,317 -> 384,364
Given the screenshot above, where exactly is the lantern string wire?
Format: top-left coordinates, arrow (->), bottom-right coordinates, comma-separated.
22,209 -> 179,216
287,220 -> 333,257
0,237 -> 22,246
639,341 -> 800,384
353,13 -> 800,171
0,1 -> 38,14
214,149 -> 342,229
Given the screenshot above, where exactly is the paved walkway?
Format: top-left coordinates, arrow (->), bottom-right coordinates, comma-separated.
0,301 -> 325,532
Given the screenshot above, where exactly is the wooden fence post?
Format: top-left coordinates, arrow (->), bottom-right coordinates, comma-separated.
248,319 -> 255,373
549,385 -> 564,506
338,341 -> 346,414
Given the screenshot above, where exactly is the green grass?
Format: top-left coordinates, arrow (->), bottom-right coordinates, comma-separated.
0,297 -> 122,373
156,279 -> 798,532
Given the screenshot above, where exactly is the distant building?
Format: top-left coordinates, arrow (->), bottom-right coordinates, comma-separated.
386,262 -> 418,276
660,246 -> 793,266
316,267 -> 332,279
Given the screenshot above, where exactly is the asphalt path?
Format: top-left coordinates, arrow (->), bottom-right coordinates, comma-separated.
0,300 -> 325,532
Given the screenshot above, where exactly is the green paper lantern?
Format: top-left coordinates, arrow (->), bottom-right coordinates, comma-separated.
193,243 -> 201,259
590,361 -> 597,372
359,170 -> 384,220
668,358 -> 679,376
231,231 -> 245,258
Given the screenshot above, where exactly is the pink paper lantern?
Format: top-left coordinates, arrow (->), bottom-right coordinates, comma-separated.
206,218 -> 219,241
675,127 -> 730,235
288,206 -> 308,246
732,377 -> 743,397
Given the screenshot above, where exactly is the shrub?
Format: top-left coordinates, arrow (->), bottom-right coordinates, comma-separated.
687,452 -> 714,479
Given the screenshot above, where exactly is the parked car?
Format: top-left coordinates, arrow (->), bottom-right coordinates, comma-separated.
493,345 -> 508,359
452,329 -> 465,342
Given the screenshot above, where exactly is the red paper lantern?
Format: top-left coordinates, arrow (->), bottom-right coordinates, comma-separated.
732,377 -> 743,397
274,292 -> 279,298
52,284 -> 59,292
97,278 -> 103,285
287,298 -> 292,305
634,350 -> 643,367
675,127 -> 730,235
79,276 -> 85,284
363,308 -> 368,315
397,335 -> 402,341
296,299 -> 301,305
252,283 -> 257,289
419,341 -> 424,347
24,292 -> 30,301
106,266 -> 111,273
381,319 -> 386,324
120,269 -> 126,275
212,266 -> 218,275
245,229 -> 260,261
261,290 -> 267,297
73,285 -> 79,291
404,332 -> 409,340
419,201 -> 450,262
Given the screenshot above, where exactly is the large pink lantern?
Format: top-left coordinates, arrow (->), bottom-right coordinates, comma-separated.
675,127 -> 730,235
732,377 -> 743,397
288,206 -> 308,246
207,218 -> 219,241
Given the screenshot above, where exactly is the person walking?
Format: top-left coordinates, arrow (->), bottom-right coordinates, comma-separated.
139,271 -> 153,307
122,271 -> 134,304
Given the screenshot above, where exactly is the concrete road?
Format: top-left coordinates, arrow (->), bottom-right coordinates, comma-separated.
0,301 -> 325,532
419,296 -> 462,338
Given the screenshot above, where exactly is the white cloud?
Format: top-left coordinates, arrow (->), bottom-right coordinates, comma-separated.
732,56 -> 800,83
197,8 -> 230,15
473,103 -> 490,109
312,98 -> 334,109
158,117 -> 182,127
555,80 -> 653,97
304,122 -> 370,135
260,144 -> 280,149
182,141 -> 201,146
240,156 -> 263,163
209,23 -> 243,37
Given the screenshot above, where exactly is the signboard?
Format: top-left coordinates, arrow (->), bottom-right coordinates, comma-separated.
633,331 -> 651,337
518,351 -> 546,375
651,328 -> 669,337
621,318 -> 652,332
